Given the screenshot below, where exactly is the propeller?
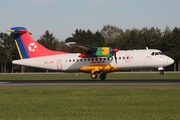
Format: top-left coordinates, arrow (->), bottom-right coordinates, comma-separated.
112,48 -> 119,64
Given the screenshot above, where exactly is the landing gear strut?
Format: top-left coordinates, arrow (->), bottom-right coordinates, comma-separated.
158,67 -> 164,75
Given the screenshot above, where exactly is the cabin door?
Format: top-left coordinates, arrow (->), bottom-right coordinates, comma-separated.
57,60 -> 62,70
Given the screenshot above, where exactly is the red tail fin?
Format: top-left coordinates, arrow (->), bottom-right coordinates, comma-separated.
9,27 -> 67,59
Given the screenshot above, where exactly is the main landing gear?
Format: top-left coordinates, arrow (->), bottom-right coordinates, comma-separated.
91,72 -> 106,80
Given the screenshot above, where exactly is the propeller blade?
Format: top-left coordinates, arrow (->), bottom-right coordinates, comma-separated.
114,52 -> 117,64
112,48 -> 119,64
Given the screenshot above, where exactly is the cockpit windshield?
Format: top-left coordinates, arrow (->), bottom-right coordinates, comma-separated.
151,52 -> 165,56
159,52 -> 165,55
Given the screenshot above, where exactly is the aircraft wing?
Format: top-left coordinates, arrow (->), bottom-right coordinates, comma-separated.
65,42 -> 98,55
65,42 -> 119,63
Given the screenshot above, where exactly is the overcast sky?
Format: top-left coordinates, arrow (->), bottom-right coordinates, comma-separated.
0,0 -> 179,40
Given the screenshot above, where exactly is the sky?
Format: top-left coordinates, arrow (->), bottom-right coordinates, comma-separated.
0,0 -> 179,40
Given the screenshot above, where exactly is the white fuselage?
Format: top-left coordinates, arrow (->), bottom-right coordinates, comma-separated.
12,49 -> 174,72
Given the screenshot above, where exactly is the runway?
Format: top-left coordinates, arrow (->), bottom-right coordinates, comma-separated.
0,80 -> 180,86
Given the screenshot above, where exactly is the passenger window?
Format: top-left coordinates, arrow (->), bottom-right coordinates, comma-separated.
151,52 -> 155,56
155,52 -> 159,55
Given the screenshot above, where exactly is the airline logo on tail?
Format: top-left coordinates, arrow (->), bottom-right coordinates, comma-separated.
28,43 -> 37,52
7,27 -> 67,59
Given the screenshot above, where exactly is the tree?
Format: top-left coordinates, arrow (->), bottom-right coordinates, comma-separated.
162,27 -> 180,71
65,29 -> 105,47
0,32 -> 16,73
140,27 -> 162,49
161,27 -> 172,56
37,30 -> 60,51
115,27 -> 162,50
115,28 -> 142,50
101,25 -> 123,44
57,41 -> 71,53
93,30 -> 105,46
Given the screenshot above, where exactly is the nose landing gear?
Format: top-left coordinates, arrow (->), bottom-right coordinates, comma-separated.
160,71 -> 164,75
158,67 -> 164,75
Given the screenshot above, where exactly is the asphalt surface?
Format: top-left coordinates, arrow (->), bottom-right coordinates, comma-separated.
0,79 -> 180,86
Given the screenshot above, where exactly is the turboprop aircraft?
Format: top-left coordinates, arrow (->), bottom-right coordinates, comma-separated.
7,27 -> 174,80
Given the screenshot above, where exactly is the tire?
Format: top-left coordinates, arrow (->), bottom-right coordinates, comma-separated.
91,72 -> 98,79
160,71 -> 164,75
100,74 -> 106,80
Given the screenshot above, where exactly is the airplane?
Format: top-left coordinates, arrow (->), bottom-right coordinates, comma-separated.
7,26 -> 174,80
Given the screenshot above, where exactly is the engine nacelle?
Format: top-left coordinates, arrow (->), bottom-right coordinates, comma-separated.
92,47 -> 115,57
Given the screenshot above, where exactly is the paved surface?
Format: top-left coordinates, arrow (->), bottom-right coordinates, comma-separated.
0,80 -> 180,86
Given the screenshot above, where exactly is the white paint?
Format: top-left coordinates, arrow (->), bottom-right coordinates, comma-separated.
28,43 -> 37,52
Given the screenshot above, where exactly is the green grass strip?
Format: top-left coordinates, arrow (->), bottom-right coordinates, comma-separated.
0,72 -> 180,80
0,86 -> 180,120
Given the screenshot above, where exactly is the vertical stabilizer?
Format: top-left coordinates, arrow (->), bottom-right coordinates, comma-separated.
8,27 -> 67,59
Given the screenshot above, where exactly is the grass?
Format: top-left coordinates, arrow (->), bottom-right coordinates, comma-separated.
0,86 -> 180,120
0,72 -> 180,80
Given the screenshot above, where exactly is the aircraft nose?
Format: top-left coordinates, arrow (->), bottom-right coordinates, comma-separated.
168,57 -> 174,65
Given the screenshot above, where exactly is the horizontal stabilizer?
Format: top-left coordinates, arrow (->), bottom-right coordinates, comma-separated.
6,30 -> 26,34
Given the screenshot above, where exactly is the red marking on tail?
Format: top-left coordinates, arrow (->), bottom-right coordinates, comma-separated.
11,27 -> 68,58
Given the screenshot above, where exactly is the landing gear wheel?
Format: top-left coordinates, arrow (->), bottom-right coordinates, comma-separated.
160,71 -> 164,75
100,74 -> 106,80
91,72 -> 98,79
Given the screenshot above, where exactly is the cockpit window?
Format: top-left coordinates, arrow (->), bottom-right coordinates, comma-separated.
151,52 -> 155,55
155,52 -> 159,55
151,52 -> 165,56
159,52 -> 165,55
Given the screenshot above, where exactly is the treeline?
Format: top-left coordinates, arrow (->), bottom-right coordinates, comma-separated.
0,25 -> 180,73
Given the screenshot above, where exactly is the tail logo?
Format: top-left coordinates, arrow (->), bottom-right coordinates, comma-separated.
28,43 -> 37,52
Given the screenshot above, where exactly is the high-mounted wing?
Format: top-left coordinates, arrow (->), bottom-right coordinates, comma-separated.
65,42 -> 97,54
65,42 -> 119,63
